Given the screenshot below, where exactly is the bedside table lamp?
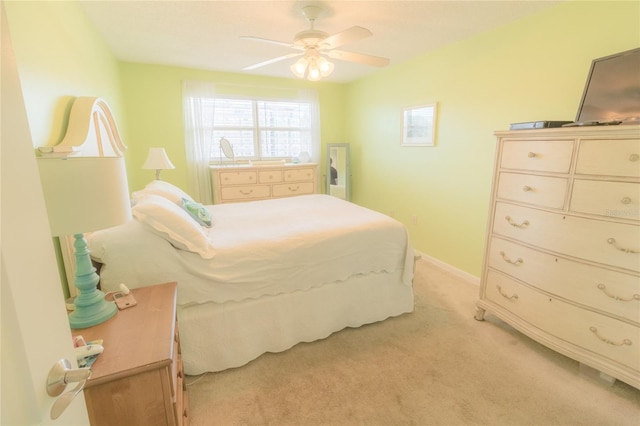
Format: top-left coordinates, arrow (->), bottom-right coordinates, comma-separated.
38,157 -> 132,329
142,147 -> 175,180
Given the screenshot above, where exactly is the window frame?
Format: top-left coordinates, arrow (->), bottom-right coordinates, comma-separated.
208,95 -> 314,163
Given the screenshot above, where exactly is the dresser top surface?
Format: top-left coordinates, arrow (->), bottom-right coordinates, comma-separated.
495,124 -> 640,138
210,162 -> 317,170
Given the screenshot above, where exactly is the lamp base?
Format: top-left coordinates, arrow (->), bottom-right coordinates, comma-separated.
68,290 -> 117,329
68,233 -> 117,329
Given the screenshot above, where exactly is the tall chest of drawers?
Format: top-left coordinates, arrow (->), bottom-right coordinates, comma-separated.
210,163 -> 318,204
475,125 -> 640,389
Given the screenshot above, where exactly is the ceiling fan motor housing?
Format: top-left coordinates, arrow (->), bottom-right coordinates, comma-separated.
293,29 -> 329,48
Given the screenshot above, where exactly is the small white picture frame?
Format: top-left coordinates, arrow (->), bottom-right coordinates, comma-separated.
401,103 -> 437,147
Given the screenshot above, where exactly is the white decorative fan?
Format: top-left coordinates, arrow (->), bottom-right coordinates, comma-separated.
241,5 -> 389,80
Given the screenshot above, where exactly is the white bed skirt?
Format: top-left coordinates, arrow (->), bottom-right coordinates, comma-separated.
179,269 -> 414,375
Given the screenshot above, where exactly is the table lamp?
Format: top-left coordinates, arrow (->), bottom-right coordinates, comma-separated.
142,147 -> 175,180
38,156 -> 132,329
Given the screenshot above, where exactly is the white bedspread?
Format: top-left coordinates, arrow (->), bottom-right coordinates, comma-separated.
89,194 -> 413,306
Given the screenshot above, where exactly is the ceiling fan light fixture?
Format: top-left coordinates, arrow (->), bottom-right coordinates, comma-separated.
307,60 -> 322,81
317,56 -> 334,77
290,56 -> 308,79
290,52 -> 334,81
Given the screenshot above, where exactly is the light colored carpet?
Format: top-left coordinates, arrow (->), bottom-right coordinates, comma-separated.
186,258 -> 640,425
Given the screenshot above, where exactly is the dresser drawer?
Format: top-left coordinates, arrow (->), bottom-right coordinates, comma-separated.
272,181 -> 315,197
220,185 -> 270,201
497,172 -> 568,209
501,139 -> 574,173
284,167 -> 315,182
570,179 -> 640,220
218,171 -> 257,185
488,237 -> 640,323
211,164 -> 317,204
486,270 -> 640,371
576,139 -> 640,177
493,202 -> 640,272
258,169 -> 283,183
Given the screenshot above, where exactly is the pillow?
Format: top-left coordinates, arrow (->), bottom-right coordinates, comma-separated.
132,194 -> 215,259
132,180 -> 194,205
181,198 -> 212,227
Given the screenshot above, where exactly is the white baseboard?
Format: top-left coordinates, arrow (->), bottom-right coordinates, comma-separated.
414,250 -> 480,287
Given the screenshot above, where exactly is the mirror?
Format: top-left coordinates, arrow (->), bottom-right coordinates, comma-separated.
326,143 -> 350,201
219,137 -> 235,163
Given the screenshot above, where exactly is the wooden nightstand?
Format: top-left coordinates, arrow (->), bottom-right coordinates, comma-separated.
72,282 -> 189,425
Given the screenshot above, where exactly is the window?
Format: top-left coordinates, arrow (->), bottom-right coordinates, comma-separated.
182,81 -> 319,204
201,97 -> 313,161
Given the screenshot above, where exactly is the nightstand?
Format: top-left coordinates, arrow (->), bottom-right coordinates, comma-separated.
72,282 -> 189,425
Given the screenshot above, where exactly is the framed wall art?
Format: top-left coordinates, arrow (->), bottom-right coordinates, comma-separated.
401,103 -> 437,147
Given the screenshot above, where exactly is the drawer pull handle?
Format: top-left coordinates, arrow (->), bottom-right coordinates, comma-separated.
500,251 -> 523,265
629,154 -> 640,162
597,284 -> 640,302
288,185 -> 299,192
522,185 -> 532,192
496,285 -> 518,301
607,238 -> 638,254
239,189 -> 254,195
505,216 -> 530,228
589,326 -> 632,347
527,152 -> 537,158
621,197 -> 632,205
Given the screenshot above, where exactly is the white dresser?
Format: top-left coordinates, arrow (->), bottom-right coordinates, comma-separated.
210,163 -> 318,204
476,125 -> 640,389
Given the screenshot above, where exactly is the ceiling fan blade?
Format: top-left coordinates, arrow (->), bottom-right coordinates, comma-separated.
242,52 -> 303,71
240,36 -> 296,49
327,50 -> 390,67
322,26 -> 372,49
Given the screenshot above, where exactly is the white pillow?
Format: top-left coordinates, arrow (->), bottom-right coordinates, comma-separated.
132,194 -> 215,259
132,180 -> 194,205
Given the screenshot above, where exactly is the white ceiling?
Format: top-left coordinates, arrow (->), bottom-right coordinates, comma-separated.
78,0 -> 561,83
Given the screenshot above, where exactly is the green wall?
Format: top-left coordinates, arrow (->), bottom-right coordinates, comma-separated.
345,0 -> 640,277
5,0 -> 126,297
118,63 -> 347,193
5,1 -> 125,150
5,1 -> 639,282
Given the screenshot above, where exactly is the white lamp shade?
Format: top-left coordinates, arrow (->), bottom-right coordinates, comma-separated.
142,147 -> 175,170
37,157 -> 132,236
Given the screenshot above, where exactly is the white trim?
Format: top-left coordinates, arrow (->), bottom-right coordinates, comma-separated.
414,250 -> 480,286
60,235 -> 77,297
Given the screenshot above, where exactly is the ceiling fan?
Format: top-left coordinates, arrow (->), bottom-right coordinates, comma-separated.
241,5 -> 390,81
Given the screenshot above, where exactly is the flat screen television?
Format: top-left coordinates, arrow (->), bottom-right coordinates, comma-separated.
574,47 -> 640,124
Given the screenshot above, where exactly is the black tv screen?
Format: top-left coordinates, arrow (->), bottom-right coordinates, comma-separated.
575,47 -> 640,124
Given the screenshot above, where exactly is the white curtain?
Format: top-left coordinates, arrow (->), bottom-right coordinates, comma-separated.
299,88 -> 321,164
182,80 -> 216,204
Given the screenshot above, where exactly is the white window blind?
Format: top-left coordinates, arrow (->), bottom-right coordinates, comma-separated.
203,97 -> 313,161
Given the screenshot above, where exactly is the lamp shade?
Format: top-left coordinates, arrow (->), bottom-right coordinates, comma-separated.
37,156 -> 132,236
142,147 -> 175,171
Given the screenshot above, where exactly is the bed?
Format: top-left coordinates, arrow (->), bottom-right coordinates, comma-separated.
88,182 -> 415,375
47,96 -> 414,375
